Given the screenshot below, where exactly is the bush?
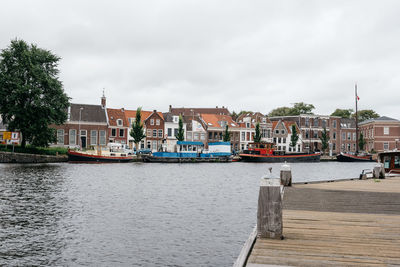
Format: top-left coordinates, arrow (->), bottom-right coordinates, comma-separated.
0,144 -> 68,155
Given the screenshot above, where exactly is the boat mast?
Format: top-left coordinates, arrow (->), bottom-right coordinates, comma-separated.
355,83 -> 359,154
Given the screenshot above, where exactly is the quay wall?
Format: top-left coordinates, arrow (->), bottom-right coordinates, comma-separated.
0,151 -> 68,163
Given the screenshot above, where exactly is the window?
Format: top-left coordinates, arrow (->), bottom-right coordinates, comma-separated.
353,143 -> 356,151
173,116 -> 179,123
347,132 -> 351,140
241,132 -> 245,141
305,118 -> 309,127
342,132 -> 346,140
156,119 -> 160,126
353,133 -> 356,141
174,129 -> 178,137
209,132 -> 213,139
313,131 -> 318,138
167,128 -> 172,137
275,130 -> 279,134
314,118 -> 319,127
384,127 -> 389,135
347,143 -> 351,151
333,120 -> 337,128
384,142 -> 389,150
57,129 -> 64,144
246,122 -> 250,128
201,133 -> 205,140
283,138 -> 286,143
305,130 -> 309,139
91,130 -> 97,145
117,119 -> 123,126
150,119 -> 154,125
281,130 -> 285,134
333,132 -> 336,140
158,129 -> 163,138
99,130 -> 106,145
273,137 -> 277,143
147,129 -> 151,137
187,132 -> 192,140
69,129 -> 76,146
333,143 -> 336,151
147,141 -> 151,149
152,140 -> 157,150
322,120 -> 327,128
111,128 -> 116,137
119,129 -> 124,137
194,132 -> 199,140
278,137 -> 281,143
152,129 -> 157,137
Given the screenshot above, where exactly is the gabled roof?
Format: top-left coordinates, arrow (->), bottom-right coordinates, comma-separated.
237,111 -> 268,123
201,114 -> 238,128
69,103 -> 107,123
272,120 -> 298,134
107,108 -> 128,127
124,109 -> 163,124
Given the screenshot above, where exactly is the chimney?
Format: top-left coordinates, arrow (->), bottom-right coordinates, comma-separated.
121,108 -> 125,112
216,106 -> 218,108
169,105 -> 172,112
101,89 -> 106,109
153,109 -> 157,113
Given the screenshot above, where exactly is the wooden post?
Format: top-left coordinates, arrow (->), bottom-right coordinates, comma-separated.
257,175 -> 283,239
280,162 -> 292,186
373,163 -> 385,179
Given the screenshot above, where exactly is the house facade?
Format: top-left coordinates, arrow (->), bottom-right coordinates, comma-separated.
144,110 -> 165,152
339,118 -> 357,153
359,116 -> 400,152
52,102 -> 108,148
272,120 -> 302,153
201,113 -> 240,150
106,108 -> 129,145
163,112 -> 187,152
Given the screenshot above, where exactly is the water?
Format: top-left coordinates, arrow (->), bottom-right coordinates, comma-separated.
0,162 -> 376,266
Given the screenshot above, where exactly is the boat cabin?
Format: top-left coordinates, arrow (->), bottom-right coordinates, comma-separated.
378,151 -> 400,174
244,142 -> 275,155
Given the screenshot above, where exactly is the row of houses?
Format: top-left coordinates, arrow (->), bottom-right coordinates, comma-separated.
1,93 -> 399,154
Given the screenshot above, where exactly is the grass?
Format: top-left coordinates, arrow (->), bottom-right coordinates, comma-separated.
0,144 -> 68,156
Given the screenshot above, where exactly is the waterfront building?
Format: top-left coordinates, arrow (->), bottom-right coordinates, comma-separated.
339,118 -> 357,153
124,109 -> 164,152
236,112 -> 273,151
106,108 -> 129,145
272,120 -> 302,153
162,112 -> 187,152
359,116 -> 400,152
52,100 -> 108,149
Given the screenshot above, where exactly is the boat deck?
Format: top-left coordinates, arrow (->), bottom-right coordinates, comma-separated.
246,177 -> 400,266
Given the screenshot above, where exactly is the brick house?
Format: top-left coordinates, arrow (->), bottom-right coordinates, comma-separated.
359,116 -> 400,152
106,108 -> 129,145
236,112 -> 273,151
52,102 -> 108,148
339,118 -> 357,153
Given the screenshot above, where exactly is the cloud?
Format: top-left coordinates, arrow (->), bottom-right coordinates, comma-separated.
1,0 -> 399,118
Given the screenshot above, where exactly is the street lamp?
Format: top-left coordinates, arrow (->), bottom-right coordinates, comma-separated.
78,107 -> 83,149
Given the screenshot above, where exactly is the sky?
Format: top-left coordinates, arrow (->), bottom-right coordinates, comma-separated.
1,0 -> 399,118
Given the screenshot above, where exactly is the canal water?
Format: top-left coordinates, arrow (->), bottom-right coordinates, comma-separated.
0,162 -> 376,266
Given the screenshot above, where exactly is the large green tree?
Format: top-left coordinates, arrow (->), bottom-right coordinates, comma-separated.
331,108 -> 354,118
254,122 -> 262,143
175,115 -> 185,141
0,39 -> 69,147
319,127 -> 330,153
268,102 -> 315,117
223,125 -> 230,142
290,124 -> 299,148
130,107 -> 146,151
353,109 -> 380,122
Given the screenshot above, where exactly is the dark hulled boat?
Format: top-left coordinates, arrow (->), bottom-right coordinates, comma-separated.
336,152 -> 373,162
68,149 -> 133,163
239,142 -> 320,163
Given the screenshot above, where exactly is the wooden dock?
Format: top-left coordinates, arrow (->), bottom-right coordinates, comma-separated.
245,177 -> 400,266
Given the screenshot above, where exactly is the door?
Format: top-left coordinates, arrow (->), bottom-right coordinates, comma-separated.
81,136 -> 87,148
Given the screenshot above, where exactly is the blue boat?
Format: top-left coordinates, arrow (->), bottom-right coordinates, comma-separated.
142,141 -> 232,162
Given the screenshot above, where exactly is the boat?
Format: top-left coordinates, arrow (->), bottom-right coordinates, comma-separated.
239,142 -> 321,163
142,141 -> 232,163
68,145 -> 134,163
336,84 -> 373,162
336,152 -> 373,162
377,151 -> 400,174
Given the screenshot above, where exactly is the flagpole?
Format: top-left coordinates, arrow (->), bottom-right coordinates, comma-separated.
355,83 -> 359,154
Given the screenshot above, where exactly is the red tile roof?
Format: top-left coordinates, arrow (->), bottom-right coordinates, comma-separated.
107,108 -> 129,127
201,114 -> 239,129
124,110 -> 163,124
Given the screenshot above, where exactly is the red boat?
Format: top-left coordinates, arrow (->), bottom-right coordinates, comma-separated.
239,142 -> 320,163
336,152 -> 373,162
67,149 -> 133,163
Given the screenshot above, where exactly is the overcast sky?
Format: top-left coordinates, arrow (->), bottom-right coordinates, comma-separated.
1,1 -> 399,118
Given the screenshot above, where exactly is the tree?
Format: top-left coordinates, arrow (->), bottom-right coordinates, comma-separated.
175,115 -> 185,141
268,102 -> 315,117
359,132 -> 366,151
290,124 -> 299,148
130,107 -> 146,151
331,108 -> 354,118
254,122 -> 262,143
354,109 -> 379,122
223,125 -> 230,142
319,127 -> 330,153
0,39 -> 69,148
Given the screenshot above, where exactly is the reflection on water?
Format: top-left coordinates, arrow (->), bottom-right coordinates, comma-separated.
0,162 -> 376,266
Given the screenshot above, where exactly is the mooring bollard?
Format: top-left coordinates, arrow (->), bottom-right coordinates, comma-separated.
257,168 -> 283,239
373,163 -> 385,179
280,162 -> 292,186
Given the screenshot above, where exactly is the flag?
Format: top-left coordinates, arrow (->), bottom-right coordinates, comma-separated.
357,95 -> 360,101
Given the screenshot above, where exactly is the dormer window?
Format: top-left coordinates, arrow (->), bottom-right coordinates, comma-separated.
117,119 -> 123,126
173,116 -> 179,123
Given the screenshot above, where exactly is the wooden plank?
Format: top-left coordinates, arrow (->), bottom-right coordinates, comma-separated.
233,226 -> 257,267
